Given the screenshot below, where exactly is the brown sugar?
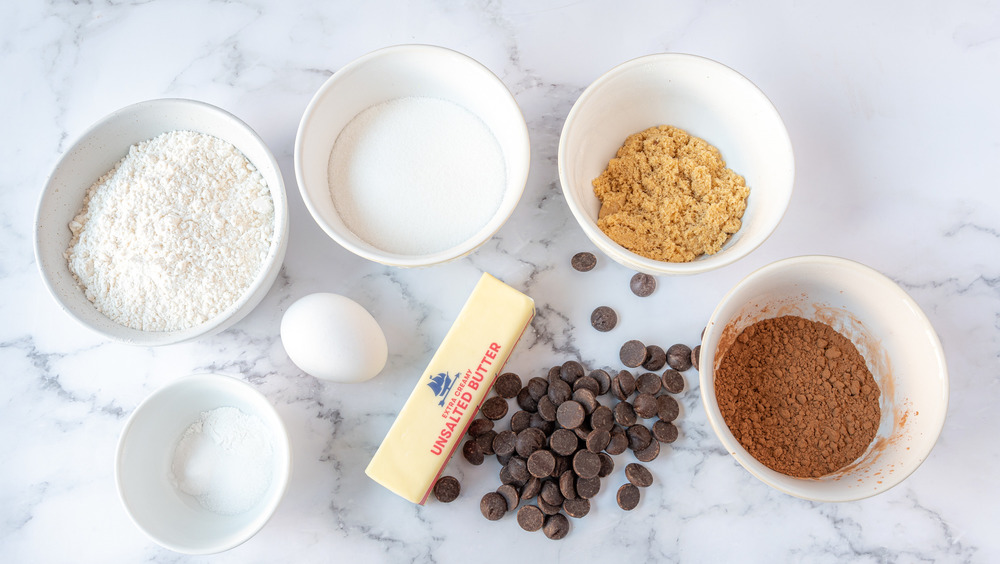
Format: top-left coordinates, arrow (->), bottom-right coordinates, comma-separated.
714,316 -> 881,478
592,125 -> 749,263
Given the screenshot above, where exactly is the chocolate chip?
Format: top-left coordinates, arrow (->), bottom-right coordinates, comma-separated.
547,365 -> 562,385
642,345 -> 667,371
691,344 -> 701,371
528,450 -> 556,478
562,498 -> 591,519
515,427 -> 546,458
572,375 -> 600,396
625,463 -> 653,487
521,476 -> 542,500
493,429 -> 517,457
497,451 -> 514,466
616,483 -> 640,510
540,479 -> 565,507
560,360 -> 584,384
620,340 -> 648,368
481,396 -> 509,420
661,369 -> 685,394
527,377 -> 548,400
634,437 -> 660,462
589,369 -> 612,395
510,410 -> 532,433
591,306 -> 618,332
606,427 -> 629,455
556,400 -> 586,429
497,483 -> 520,511
476,430 -> 498,455
495,372 -> 522,399
537,395 -> 558,422
629,272 -> 656,297
481,492 -> 507,520
551,454 -> 570,478
463,439 -> 484,465
506,456 -> 530,483
559,470 -> 577,499
636,371 -> 662,395
586,429 -> 611,453
517,505 -> 544,531
590,405 -> 614,431
612,370 -> 636,399
543,513 -> 570,540
571,388 -> 598,414
571,251 -> 597,272
549,428 -> 579,456
516,387 -> 538,412
575,476 -> 601,499
633,393 -> 658,419
627,424 -> 652,452
433,476 -> 460,502
652,420 -> 678,443
538,496 -> 562,516
572,449 -> 601,479
656,394 -> 680,422
598,452 -> 615,478
666,343 -> 693,371
468,418 -> 494,437
613,401 -> 637,427
547,378 -> 572,405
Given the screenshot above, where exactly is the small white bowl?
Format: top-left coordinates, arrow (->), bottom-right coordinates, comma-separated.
34,98 -> 289,346
700,256 -> 948,501
294,44 -> 530,267
116,373 -> 291,554
558,53 -> 794,275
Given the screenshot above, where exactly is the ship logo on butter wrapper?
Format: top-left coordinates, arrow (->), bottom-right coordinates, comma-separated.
427,372 -> 457,406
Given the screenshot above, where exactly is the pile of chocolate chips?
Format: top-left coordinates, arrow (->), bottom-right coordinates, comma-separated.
451,338 -> 694,540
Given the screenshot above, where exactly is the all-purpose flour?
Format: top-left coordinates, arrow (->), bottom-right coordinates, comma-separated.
65,130 -> 274,332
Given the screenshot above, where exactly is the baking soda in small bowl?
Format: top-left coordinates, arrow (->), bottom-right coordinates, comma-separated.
327,96 -> 506,256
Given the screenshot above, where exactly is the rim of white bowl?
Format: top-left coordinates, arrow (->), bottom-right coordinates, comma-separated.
115,373 -> 292,554
557,52 -> 794,275
33,98 -> 288,346
699,255 -> 949,501
293,44 -> 530,268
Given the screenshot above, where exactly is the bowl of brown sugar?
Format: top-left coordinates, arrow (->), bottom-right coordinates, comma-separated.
699,255 -> 948,501
558,53 -> 794,275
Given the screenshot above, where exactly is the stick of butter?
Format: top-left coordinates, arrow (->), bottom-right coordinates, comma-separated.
365,273 -> 535,504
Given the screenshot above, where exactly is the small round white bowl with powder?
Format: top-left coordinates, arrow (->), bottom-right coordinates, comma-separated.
295,44 -> 530,267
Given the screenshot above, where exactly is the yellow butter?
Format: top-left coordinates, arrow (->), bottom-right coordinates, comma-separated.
365,273 -> 534,504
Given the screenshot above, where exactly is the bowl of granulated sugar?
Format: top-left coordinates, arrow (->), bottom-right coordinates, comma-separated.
295,44 -> 530,267
34,98 -> 288,346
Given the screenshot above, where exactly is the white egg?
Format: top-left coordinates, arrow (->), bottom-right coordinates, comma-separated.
280,293 -> 388,383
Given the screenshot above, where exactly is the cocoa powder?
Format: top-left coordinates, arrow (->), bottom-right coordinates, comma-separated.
714,315 -> 880,478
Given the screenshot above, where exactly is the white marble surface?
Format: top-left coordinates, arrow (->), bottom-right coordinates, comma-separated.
2,0 -> 998,562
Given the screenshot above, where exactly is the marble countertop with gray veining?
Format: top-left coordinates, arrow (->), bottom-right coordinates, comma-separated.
2,1 -> 998,562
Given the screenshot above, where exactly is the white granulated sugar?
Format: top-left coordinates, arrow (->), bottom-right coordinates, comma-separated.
327,96 -> 506,255
65,130 -> 274,332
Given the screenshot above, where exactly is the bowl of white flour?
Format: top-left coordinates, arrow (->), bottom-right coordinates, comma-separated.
34,99 -> 288,345
116,373 -> 291,554
295,44 -> 530,267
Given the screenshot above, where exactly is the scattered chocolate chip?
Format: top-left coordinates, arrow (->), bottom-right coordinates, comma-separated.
571,388 -> 598,414
505,456 -> 530,483
556,400 -> 586,429
572,449 -> 601,479
543,513 -> 570,540
516,387 -> 538,412
571,251 -> 597,272
562,498 -> 591,519
636,372 -> 662,396
481,492 -> 507,520
590,405 -> 614,431
575,475 -> 601,499
497,483 -> 520,511
691,344 -> 701,371
468,418 -> 494,437
591,306 -> 618,332
616,483 -> 641,511
656,394 -> 680,422
517,505 -> 544,531
586,429 -> 611,453
537,496 -> 562,516
476,430 -> 498,455
614,370 -> 636,398
495,372 -> 523,399
633,393 -> 658,419
642,345 -> 667,371
589,369 -> 612,394
560,360 -> 585,384
625,463 -> 653,487
540,480 -> 565,507
597,452 -> 615,478
666,343 -> 693,371
521,476 -> 542,500
549,428 -> 579,456
572,375 -> 600,395
547,378 -> 572,405
527,377 -> 548,400
634,437 -> 661,462
652,420 -> 678,443
613,401 -> 637,427
627,424 -> 653,452
661,369 -> 685,394
537,395 -> 558,422
510,410 -> 532,433
528,449 -> 557,478
559,470 -> 577,500
551,454 -> 570,478
493,430 -> 517,457
606,428 -> 629,455
463,439 -> 484,465
629,272 -> 656,297
515,427 -> 546,458
547,365 -> 563,385
433,476 -> 460,502
481,396 -> 509,420
620,340 -> 648,368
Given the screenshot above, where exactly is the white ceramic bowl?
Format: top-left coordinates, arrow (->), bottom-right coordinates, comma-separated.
700,256 -> 948,501
558,53 -> 794,275
294,44 -> 530,267
34,98 -> 289,346
116,373 -> 291,554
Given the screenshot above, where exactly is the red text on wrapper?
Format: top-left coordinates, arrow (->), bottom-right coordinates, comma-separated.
430,342 -> 503,456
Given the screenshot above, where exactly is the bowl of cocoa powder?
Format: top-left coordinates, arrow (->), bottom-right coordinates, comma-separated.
699,255 -> 948,501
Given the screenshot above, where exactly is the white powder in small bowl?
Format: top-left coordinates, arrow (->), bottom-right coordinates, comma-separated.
327,96 -> 506,256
